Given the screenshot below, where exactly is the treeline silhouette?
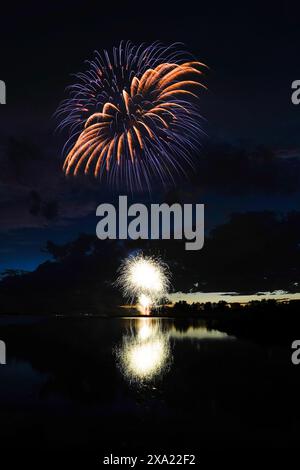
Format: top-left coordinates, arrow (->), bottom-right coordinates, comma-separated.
0,235 -> 124,314
1,209 -> 300,315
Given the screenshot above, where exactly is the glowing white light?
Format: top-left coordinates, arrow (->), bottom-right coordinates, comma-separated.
138,321 -> 154,340
127,339 -> 165,378
138,293 -> 152,315
116,319 -> 171,382
116,253 -> 170,314
129,259 -> 163,294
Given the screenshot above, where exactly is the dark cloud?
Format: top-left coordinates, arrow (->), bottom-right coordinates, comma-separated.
0,137 -> 103,231
115,211 -> 300,295
192,143 -> 300,195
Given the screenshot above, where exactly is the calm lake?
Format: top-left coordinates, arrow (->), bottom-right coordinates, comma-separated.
0,315 -> 298,459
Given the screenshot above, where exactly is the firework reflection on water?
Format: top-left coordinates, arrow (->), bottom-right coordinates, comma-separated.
115,318 -> 172,384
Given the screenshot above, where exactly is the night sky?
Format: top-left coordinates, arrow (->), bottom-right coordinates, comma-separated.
0,1 -> 300,274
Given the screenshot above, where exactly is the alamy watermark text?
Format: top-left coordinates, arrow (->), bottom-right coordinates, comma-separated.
96,196 -> 204,251
0,80 -> 6,104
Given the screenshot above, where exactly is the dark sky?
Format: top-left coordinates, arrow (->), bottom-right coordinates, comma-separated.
0,1 -> 300,271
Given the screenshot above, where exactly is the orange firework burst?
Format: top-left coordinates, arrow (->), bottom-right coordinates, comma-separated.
56,41 -> 207,190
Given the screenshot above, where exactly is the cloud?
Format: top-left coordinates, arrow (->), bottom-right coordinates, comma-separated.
0,137 -> 102,231
193,143 -> 300,195
163,210 -> 300,294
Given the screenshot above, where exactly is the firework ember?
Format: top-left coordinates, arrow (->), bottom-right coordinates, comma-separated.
116,253 -> 170,314
56,41 -> 207,190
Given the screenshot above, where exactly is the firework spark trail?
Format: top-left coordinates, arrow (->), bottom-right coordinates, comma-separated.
116,253 -> 171,314
56,41 -> 207,190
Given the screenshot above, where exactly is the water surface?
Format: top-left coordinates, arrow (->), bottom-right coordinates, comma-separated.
0,316 -> 297,455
